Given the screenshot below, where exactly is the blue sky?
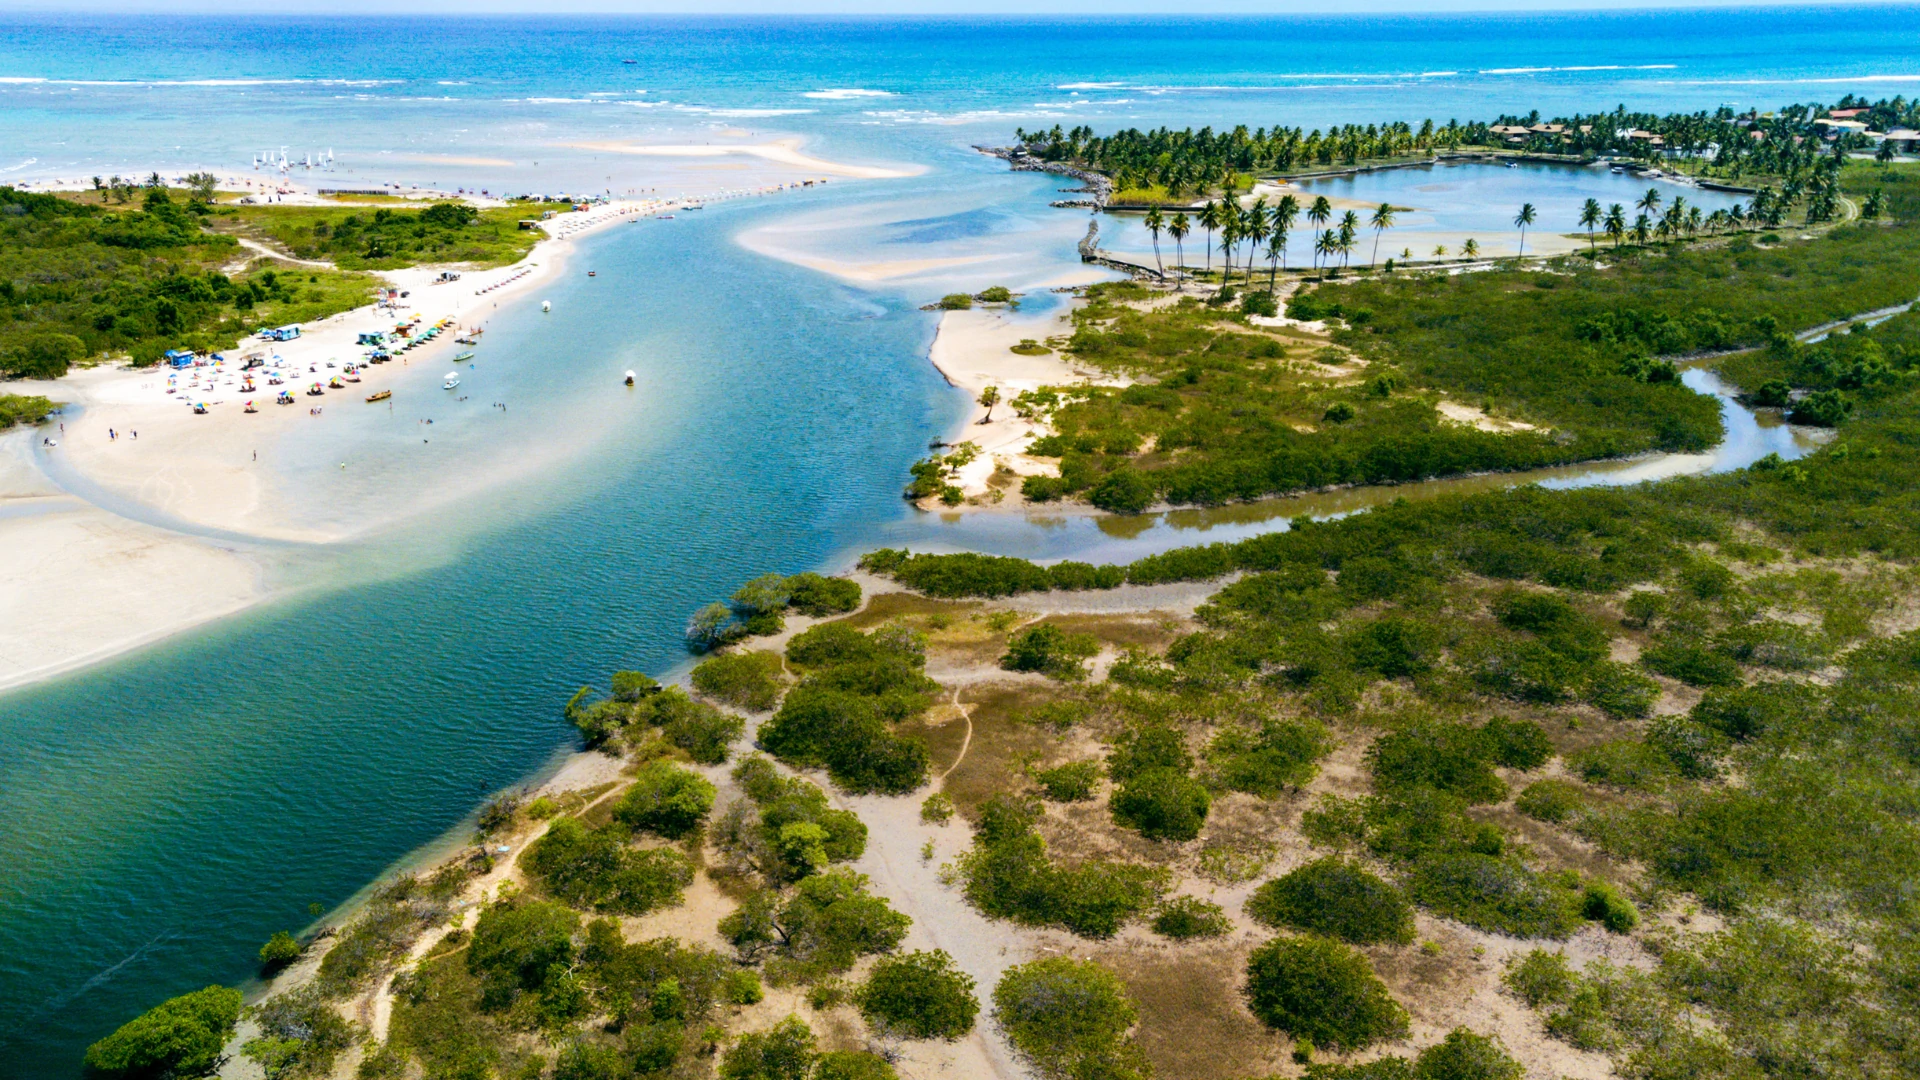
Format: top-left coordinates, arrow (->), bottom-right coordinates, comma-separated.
0,0 -> 1902,12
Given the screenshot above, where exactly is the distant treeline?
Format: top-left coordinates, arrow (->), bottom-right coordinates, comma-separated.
1013,93 -> 1915,195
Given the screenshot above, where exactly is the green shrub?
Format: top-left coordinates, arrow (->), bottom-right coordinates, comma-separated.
467,899 -> 580,1008
1000,623 -> 1100,679
614,761 -> 717,839
720,1016 -> 816,1080
1581,880 -> 1639,933
0,393 -> 57,428
856,949 -> 979,1041
692,651 -> 786,711
1503,949 -> 1575,1008
957,796 -> 1167,938
1567,739 -> 1673,792
611,670 -> 660,702
1305,1059 -> 1414,1079
1690,681 -> 1819,741
259,930 -> 302,970
1411,1028 -> 1523,1080
763,625 -> 934,793
1242,290 -> 1279,317
920,791 -> 954,824
1111,768 -> 1211,842
1324,401 -> 1356,424
1246,859 -> 1416,945
1640,637 -> 1744,687
1089,467 -> 1157,514
1152,896 -> 1233,940
1243,935 -> 1410,1051
1514,780 -> 1584,825
243,984 -> 357,1079
1581,661 -> 1659,718
939,293 -> 973,310
84,985 -> 244,1080
978,286 -> 1014,303
721,756 -> 868,882
723,870 -> 909,980
524,817 -> 693,915
1367,722 -> 1508,804
814,1050 -> 899,1080
1113,720 -> 1200,779
1207,717 -> 1333,797
993,958 -> 1146,1080
1408,855 -> 1583,939
1033,760 -> 1101,801
1645,716 -> 1726,779
785,573 -> 862,617
654,691 -> 746,764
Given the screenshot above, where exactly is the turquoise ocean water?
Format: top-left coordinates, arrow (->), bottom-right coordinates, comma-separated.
3,9 -> 1918,1073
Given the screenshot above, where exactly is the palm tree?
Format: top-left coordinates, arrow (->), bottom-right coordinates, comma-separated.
1266,232 -> 1287,289
1462,238 -> 1480,259
1307,195 -> 1332,237
1432,243 -> 1448,259
1368,202 -> 1396,267
1513,202 -> 1537,258
1604,203 -> 1626,248
1144,206 -> 1166,277
1168,212 -> 1190,288
1579,198 -> 1602,251
1315,229 -> 1336,276
1632,213 -> 1651,245
1636,186 -> 1662,217
1243,198 -> 1271,283
1198,200 -> 1222,276
1337,210 -> 1359,269
1218,208 -> 1241,288
1686,205 -> 1703,236
979,386 -> 1000,422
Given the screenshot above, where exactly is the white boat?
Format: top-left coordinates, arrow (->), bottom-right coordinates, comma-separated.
443,373 -> 461,389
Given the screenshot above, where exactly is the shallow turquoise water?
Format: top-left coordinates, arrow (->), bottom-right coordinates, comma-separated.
1,9 -> 1912,1073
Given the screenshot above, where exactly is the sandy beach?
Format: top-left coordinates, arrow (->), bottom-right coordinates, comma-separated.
923,302 -> 1127,505
0,146 -> 901,695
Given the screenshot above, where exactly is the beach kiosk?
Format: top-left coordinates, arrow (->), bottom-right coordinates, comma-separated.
261,324 -> 302,342
163,349 -> 197,369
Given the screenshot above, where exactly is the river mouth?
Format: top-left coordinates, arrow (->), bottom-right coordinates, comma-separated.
870,363 -> 1825,567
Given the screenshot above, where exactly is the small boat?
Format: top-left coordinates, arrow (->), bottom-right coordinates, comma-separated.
453,351 -> 475,362
366,390 -> 392,403
443,373 -> 461,390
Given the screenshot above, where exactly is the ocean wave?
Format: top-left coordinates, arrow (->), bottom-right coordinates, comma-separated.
1058,81 -> 1128,90
802,88 -> 894,100
1655,74 -> 1920,85
1,76 -> 395,87
1,158 -> 39,173
0,77 -> 46,84
675,106 -> 816,117
1479,64 -> 1678,75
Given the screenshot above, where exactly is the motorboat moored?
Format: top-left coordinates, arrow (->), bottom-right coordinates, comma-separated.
453,351 -> 475,362
443,373 -> 461,390
366,389 -> 392,403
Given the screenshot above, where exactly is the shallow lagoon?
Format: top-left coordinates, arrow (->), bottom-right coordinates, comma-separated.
1099,161 -> 1752,265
